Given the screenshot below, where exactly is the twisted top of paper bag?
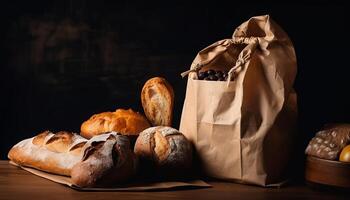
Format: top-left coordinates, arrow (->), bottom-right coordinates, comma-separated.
226,38 -> 258,86
181,37 -> 258,87
180,63 -> 203,78
231,37 -> 258,45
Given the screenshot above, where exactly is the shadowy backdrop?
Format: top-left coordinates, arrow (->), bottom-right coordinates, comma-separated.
0,0 -> 347,181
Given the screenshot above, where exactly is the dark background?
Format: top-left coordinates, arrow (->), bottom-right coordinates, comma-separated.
0,0 -> 347,181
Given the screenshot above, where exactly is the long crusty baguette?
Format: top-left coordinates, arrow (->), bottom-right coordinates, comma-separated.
8,131 -> 137,187
8,131 -> 87,176
141,77 -> 174,126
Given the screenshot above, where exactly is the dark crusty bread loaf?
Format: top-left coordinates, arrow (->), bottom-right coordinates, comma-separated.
305,124 -> 350,160
71,133 -> 137,187
8,131 -> 137,187
80,108 -> 150,139
134,126 -> 192,175
141,77 -> 174,127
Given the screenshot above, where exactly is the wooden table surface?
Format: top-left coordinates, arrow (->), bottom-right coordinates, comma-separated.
0,161 -> 348,200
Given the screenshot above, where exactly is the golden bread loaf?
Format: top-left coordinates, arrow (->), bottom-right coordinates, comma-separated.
80,109 -> 150,139
141,77 -> 174,127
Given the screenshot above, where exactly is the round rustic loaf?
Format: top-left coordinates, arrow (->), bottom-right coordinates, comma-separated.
134,126 -> 192,176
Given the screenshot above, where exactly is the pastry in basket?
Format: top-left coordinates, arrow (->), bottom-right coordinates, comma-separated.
81,108 -> 150,141
305,124 -> 350,161
8,131 -> 137,187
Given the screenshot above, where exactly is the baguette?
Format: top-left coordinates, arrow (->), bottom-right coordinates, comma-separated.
141,77 -> 174,126
8,131 -> 137,187
8,131 -> 87,176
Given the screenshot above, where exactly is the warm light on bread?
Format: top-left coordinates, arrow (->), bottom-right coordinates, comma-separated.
80,108 -> 150,139
141,77 -> 174,127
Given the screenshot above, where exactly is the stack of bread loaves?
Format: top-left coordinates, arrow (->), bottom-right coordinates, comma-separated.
8,77 -> 193,187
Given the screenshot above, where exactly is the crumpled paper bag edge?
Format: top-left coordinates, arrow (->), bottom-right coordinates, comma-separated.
9,161 -> 211,191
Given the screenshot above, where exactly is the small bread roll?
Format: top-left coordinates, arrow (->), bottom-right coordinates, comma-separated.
80,108 -> 150,139
134,126 -> 192,175
141,77 -> 174,127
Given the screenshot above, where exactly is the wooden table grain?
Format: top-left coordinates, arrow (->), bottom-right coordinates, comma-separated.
0,161 -> 348,200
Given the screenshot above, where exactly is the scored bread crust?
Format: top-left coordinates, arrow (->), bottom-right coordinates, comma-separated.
134,126 -> 192,171
141,77 -> 174,127
8,131 -> 137,187
80,108 -> 150,139
71,133 -> 137,187
8,131 -> 87,176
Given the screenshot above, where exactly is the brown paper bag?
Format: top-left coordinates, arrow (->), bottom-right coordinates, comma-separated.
179,15 -> 297,186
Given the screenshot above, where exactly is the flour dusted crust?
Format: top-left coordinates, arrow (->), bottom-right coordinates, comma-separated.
305,124 -> 350,160
71,133 -> 137,187
141,77 -> 174,127
80,108 -> 150,139
8,131 -> 137,187
134,126 -> 192,173
8,131 -> 87,176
